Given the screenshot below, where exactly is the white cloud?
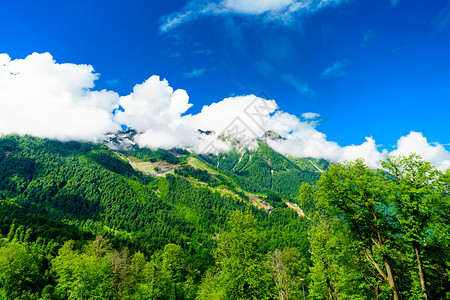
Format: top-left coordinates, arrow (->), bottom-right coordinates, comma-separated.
224,0 -> 296,14
160,2 -> 226,33
300,112 -> 321,127
160,0 -> 350,33
114,75 -> 196,150
301,112 -> 320,119
1,52 -> 447,171
321,59 -> 351,79
115,75 -> 192,132
263,110 -> 388,168
389,132 -> 450,171
182,95 -> 387,168
134,127 -> 197,150
0,52 -> 120,141
185,95 -> 279,152
339,137 -> 389,168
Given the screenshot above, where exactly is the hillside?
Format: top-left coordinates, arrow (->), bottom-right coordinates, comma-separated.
0,134 -> 448,300
199,141 -> 326,198
0,134 -> 312,299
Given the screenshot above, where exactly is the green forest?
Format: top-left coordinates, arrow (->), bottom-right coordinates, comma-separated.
0,135 -> 448,299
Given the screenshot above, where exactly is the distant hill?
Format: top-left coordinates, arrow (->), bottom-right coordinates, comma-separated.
199,141 -> 327,198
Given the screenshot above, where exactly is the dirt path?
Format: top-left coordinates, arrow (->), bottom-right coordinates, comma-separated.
285,202 -> 305,216
309,160 -> 323,173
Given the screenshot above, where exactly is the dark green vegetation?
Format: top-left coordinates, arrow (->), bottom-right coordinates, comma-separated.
300,156 -> 449,300
200,142 -> 327,198
0,135 -> 448,299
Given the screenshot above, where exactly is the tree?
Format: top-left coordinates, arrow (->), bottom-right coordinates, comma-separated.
269,248 -> 307,300
382,154 -> 442,300
0,242 -> 42,299
162,243 -> 186,299
109,248 -> 131,300
317,160 -> 401,300
52,239 -> 114,299
197,210 -> 276,299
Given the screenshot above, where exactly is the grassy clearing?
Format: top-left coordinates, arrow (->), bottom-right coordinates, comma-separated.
245,194 -> 273,211
125,156 -> 177,177
187,157 -> 220,175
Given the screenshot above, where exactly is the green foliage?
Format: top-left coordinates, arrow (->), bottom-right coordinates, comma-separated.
0,135 -> 448,299
129,147 -> 185,164
197,211 -> 277,299
200,142 -> 322,199
269,248 -> 308,300
174,165 -> 219,185
87,149 -> 141,180
0,242 -> 44,299
302,157 -> 450,300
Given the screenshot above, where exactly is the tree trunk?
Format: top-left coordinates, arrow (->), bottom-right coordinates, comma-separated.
413,241 -> 429,300
326,277 -> 334,300
320,255 -> 334,300
363,245 -> 400,300
383,255 -> 400,300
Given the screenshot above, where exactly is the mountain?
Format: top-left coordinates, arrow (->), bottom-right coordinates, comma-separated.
0,134 -> 448,299
100,129 -> 137,150
0,134 -> 312,298
199,141 -> 328,198
98,129 -> 328,199
259,130 -> 286,142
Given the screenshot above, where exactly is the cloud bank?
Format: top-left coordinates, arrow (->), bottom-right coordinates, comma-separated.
0,52 -> 120,141
160,0 -> 350,33
1,52 -> 449,170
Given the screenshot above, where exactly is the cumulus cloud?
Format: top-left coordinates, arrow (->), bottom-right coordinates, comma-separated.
262,110 -> 388,168
160,0 -> 350,33
115,76 -> 192,132
188,95 -> 277,134
187,96 -> 449,170
185,95 -> 279,152
1,52 -> 448,170
389,132 -> 450,171
114,76 -> 197,149
0,52 -> 120,141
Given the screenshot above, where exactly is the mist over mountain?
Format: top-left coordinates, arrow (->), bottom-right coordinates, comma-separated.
1,52 -> 450,170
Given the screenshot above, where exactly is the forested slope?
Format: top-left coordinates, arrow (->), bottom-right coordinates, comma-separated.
0,135 -> 448,299
199,142 -> 325,199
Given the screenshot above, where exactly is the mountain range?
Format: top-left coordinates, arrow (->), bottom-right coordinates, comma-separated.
1,133 -> 447,299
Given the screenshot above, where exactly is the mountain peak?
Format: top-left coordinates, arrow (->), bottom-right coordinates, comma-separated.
260,130 -> 286,142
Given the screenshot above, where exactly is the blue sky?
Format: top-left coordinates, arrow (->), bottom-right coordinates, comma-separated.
1,0 -> 449,167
